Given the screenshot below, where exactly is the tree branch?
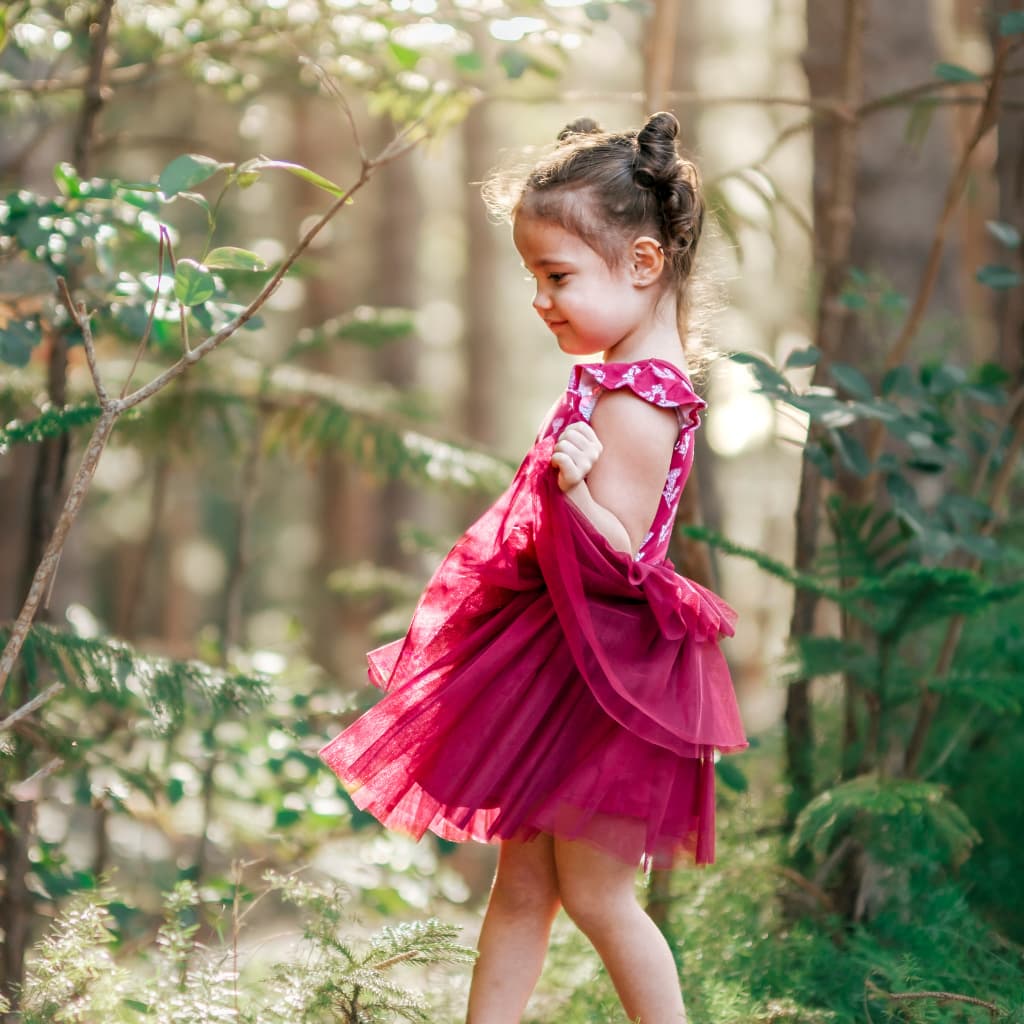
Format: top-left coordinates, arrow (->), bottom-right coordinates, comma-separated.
783,0 -> 868,824
0,683 -> 64,737
0,124 -> 422,700
859,36 -> 1018,493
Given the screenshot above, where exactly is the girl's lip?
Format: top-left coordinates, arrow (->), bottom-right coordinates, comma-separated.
546,319 -> 567,329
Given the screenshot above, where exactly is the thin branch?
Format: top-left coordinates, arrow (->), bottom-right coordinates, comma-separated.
782,0 -> 868,824
903,401 -> 1024,776
864,978 -> 1004,1016
120,227 -> 168,399
0,114 -> 423,699
0,408 -> 119,699
0,683 -> 64,737
7,756 -> 65,802
57,277 -> 110,407
71,0 -> 115,177
859,36 -> 1017,491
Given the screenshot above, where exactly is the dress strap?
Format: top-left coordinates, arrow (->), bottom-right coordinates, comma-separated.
571,358 -> 705,429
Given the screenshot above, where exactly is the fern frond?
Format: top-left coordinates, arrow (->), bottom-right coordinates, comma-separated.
0,401 -> 102,451
10,623 -> 271,736
790,775 -> 980,871
676,524 -> 844,602
2,360 -> 513,493
18,887 -> 126,1023
929,672 -> 1024,714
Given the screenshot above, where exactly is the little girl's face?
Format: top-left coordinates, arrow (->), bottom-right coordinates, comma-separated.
512,215 -> 656,358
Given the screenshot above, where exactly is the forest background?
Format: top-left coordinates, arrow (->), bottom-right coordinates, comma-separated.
1,0 -> 1023,1021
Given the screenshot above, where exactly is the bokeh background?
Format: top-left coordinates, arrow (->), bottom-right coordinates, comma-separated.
1,1 -> 1023,1021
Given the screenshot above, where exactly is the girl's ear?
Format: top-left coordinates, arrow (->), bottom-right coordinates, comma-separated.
630,236 -> 666,287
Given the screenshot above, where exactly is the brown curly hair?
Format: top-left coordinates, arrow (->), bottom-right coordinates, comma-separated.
485,111 -> 705,312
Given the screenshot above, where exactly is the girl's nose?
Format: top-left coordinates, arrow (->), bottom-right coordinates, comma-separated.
532,288 -> 552,312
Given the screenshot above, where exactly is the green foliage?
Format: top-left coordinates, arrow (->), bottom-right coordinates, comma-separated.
8,875 -> 475,1023
715,268 -> 1024,920
12,623 -> 271,738
790,775 -> 979,871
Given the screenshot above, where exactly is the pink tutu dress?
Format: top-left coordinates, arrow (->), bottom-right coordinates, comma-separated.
318,358 -> 748,869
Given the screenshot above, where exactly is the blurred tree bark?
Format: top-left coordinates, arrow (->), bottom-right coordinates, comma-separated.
644,0 -> 718,936
2,3 -> 115,1011
990,0 -> 1024,379
793,0 -> 966,918
783,0 -> 867,837
462,100 -> 501,448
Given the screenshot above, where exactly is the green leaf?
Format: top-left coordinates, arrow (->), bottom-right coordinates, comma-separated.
166,778 -> 185,805
173,259 -> 215,306
584,1 -> 611,19
830,428 -> 871,477
238,157 -> 346,197
803,441 -> 836,479
0,319 -> 42,367
53,162 -> 81,197
933,61 -> 982,83
715,758 -> 748,793
499,47 -> 531,79
158,154 -> 231,199
454,51 -> 483,72
975,263 -> 1022,290
729,351 -> 791,395
784,346 -> 820,369
999,11 -> 1024,34
388,41 -> 420,69
881,365 -> 916,397
204,246 -> 267,271
985,220 -> 1021,249
274,808 -> 301,828
831,363 -> 875,400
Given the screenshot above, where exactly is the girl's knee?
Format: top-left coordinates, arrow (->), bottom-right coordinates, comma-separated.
559,880 -> 636,937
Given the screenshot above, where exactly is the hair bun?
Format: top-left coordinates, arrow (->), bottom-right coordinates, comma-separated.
557,117 -> 602,142
634,111 -> 682,188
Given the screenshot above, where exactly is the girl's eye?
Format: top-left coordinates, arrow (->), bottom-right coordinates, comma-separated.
548,273 -> 567,283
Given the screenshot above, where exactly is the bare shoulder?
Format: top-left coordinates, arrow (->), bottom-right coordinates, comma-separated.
588,389 -> 679,457
585,390 -> 679,553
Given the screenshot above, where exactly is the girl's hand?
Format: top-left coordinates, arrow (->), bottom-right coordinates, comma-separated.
551,422 -> 602,492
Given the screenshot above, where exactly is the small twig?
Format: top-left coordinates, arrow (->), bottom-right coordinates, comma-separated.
121,227 -> 169,399
859,35 -> 1017,493
300,57 -> 369,166
7,755 -> 65,802
864,978 -> 1005,1016
57,277 -> 110,407
72,0 -> 115,177
0,682 -> 64,736
0,108 -> 421,699
903,401 -> 1024,776
371,950 -> 422,972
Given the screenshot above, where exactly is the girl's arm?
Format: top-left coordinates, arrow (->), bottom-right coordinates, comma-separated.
553,390 -> 678,557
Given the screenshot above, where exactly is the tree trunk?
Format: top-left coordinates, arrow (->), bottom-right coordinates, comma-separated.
1,4 -> 114,1011
990,1 -> 1024,380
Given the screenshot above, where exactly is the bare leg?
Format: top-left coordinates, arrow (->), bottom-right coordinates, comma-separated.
555,837 -> 687,1024
466,834 -> 560,1024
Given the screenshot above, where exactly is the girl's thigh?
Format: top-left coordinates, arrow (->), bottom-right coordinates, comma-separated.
552,836 -> 639,926
489,833 -> 559,912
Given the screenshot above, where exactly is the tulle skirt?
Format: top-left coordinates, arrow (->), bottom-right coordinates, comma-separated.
318,440 -> 748,869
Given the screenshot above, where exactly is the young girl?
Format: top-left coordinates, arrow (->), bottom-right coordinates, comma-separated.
318,111 -> 748,1024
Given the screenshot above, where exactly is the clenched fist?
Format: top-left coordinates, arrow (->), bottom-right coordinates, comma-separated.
551,422 -> 602,492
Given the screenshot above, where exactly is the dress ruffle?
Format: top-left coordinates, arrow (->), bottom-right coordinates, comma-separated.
318,359 -> 748,869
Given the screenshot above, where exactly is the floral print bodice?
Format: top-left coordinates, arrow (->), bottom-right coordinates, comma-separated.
537,358 -> 705,563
